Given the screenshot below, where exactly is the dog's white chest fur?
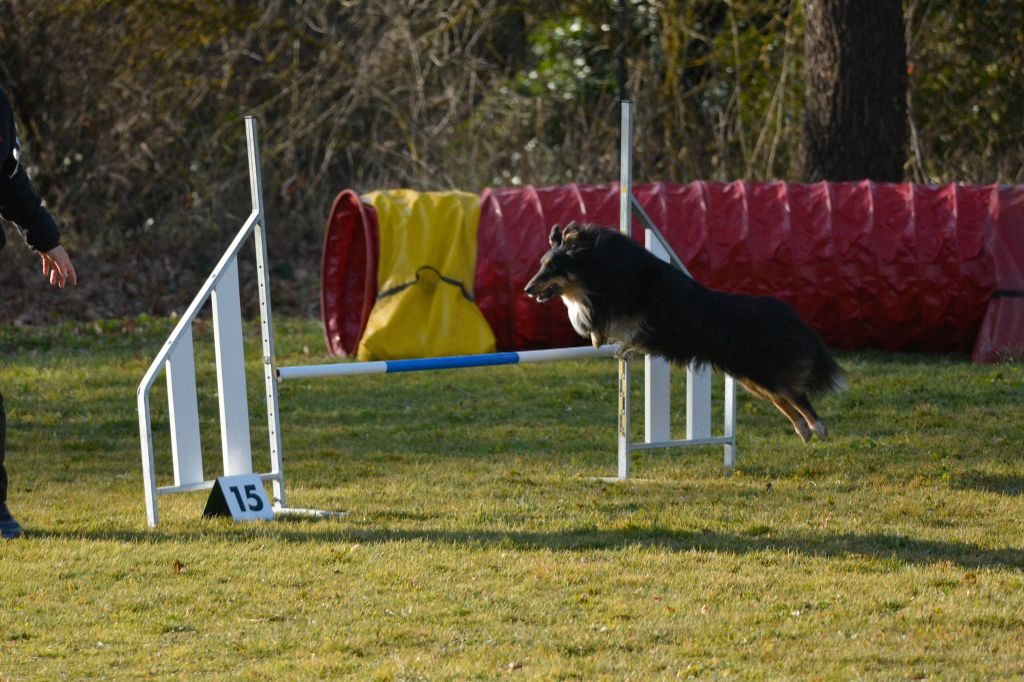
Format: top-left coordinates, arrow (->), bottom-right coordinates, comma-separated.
562,295 -> 641,346
562,296 -> 591,337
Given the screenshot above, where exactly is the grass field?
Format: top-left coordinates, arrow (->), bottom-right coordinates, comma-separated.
1,316 -> 1022,679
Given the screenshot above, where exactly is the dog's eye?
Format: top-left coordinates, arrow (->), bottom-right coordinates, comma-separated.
551,254 -> 571,268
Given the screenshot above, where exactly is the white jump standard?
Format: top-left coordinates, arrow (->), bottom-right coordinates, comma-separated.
136,118 -> 295,528
136,102 -> 737,527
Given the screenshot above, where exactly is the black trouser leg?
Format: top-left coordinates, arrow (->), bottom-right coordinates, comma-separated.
0,388 -> 7,508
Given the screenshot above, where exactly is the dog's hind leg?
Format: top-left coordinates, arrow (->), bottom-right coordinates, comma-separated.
790,393 -> 828,441
740,379 -> 813,443
768,396 -> 813,443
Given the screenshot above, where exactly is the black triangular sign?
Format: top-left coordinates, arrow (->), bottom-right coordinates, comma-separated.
203,478 -> 232,518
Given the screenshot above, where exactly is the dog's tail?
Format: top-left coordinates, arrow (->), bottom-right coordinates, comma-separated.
808,347 -> 846,395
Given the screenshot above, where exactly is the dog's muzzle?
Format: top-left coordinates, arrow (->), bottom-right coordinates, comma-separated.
525,282 -> 560,303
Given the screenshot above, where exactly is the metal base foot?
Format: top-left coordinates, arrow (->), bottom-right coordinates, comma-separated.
274,506 -> 349,519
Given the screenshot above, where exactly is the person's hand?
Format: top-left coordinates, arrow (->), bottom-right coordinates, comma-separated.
40,245 -> 77,288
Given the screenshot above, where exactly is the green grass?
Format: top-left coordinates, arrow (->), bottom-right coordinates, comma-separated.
1,316 -> 1023,679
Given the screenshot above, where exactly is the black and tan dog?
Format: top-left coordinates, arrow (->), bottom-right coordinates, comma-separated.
524,222 -> 844,442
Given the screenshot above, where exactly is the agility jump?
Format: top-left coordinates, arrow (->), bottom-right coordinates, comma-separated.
137,102 -> 737,527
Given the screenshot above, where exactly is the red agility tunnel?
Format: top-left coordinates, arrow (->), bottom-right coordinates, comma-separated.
321,189 -> 380,359
322,181 -> 1024,361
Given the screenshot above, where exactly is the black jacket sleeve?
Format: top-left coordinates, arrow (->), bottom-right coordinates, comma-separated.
0,89 -> 61,253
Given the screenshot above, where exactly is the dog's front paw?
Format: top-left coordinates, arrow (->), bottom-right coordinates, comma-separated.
614,346 -> 634,361
590,332 -> 605,349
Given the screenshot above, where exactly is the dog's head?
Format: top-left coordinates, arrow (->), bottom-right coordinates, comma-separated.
523,222 -> 594,303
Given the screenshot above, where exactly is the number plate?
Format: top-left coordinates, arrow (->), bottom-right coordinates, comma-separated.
203,473 -> 276,521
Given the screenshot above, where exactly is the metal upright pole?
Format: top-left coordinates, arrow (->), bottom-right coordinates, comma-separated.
617,101 -> 633,480
137,390 -> 158,527
245,117 -> 286,508
643,227 -> 672,445
723,374 -> 737,468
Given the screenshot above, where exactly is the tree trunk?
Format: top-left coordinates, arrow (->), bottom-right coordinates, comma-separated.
801,0 -> 908,181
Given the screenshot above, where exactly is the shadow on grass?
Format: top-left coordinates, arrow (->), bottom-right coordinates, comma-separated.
952,473 -> 1024,497
32,523 -> 1024,571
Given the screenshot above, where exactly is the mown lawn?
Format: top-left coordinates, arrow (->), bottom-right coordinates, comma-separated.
1,316 -> 1022,679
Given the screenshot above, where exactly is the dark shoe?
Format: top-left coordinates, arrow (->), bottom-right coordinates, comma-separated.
0,504 -> 22,539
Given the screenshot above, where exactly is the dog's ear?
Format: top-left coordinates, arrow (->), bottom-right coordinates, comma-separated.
548,224 -> 563,247
562,221 -> 581,244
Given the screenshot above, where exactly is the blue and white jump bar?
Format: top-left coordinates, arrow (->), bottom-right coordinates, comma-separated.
277,345 -> 618,381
